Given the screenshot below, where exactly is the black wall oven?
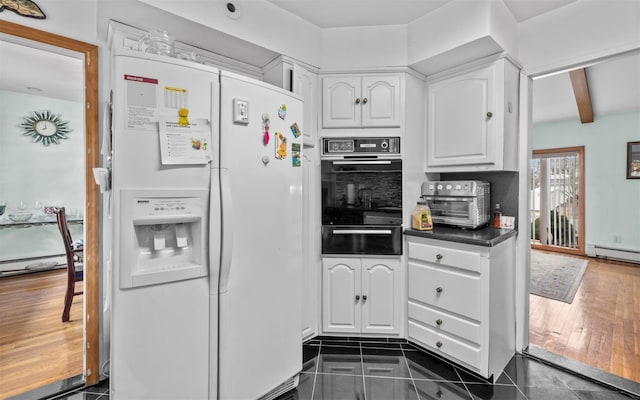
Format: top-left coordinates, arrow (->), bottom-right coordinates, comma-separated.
321,137 -> 402,255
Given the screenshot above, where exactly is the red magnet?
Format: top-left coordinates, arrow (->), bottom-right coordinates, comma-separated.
262,113 -> 270,146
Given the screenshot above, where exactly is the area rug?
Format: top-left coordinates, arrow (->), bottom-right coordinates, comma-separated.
530,251 -> 588,303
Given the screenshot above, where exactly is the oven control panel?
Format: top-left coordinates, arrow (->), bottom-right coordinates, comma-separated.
322,137 -> 400,156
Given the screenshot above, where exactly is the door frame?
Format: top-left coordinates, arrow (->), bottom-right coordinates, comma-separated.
530,146 -> 585,256
0,20 -> 100,386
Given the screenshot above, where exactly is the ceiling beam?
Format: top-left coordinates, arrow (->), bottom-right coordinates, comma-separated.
569,68 -> 594,123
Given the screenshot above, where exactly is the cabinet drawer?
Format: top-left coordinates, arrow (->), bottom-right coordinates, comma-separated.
408,301 -> 481,344
408,241 -> 482,273
408,262 -> 481,320
408,320 -> 481,371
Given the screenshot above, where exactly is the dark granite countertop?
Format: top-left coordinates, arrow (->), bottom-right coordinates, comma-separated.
404,226 -> 517,247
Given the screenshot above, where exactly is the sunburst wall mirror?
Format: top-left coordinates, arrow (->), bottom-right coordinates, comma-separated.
20,110 -> 72,145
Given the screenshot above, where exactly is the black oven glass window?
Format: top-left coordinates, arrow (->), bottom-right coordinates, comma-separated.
321,160 -> 402,226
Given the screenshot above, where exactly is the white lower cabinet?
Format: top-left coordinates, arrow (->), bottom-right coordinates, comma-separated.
322,257 -> 400,335
406,236 -> 515,382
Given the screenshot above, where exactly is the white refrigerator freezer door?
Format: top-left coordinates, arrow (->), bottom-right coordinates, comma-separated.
218,71 -> 303,400
110,52 -> 217,400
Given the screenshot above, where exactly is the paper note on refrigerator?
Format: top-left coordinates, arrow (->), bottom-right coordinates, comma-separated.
158,117 -> 212,165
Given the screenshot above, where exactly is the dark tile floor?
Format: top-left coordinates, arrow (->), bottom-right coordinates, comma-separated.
47,337 -> 639,400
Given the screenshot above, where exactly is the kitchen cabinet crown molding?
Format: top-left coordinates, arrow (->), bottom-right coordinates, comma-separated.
425,52 -> 522,83
320,66 -> 425,81
262,54 -> 320,75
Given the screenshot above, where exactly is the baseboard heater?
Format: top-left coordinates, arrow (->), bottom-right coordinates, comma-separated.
590,245 -> 640,264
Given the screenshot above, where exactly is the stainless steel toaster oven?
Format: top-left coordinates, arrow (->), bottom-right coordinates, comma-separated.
421,180 -> 490,229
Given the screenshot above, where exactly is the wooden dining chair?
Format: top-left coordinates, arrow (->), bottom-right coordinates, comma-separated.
53,207 -> 84,322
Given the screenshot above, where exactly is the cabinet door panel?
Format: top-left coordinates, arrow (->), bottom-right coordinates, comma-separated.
408,241 -> 482,273
408,262 -> 481,321
322,259 -> 360,333
408,301 -> 481,344
322,76 -> 361,128
293,64 -> 318,145
301,150 -> 317,340
408,320 -> 481,371
362,76 -> 401,127
361,259 -> 399,334
427,65 -> 496,167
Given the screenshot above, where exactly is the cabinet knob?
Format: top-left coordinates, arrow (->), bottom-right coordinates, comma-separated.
362,97 -> 368,104
486,111 -> 493,118
436,287 -> 443,294
362,295 -> 367,301
355,98 -> 361,104
355,295 -> 360,302
436,319 -> 443,326
436,341 -> 443,348
436,254 -> 443,261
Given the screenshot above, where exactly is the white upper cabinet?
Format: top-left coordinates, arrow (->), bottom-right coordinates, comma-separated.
263,57 -> 319,146
425,58 -> 519,172
322,74 -> 401,129
293,64 -> 319,146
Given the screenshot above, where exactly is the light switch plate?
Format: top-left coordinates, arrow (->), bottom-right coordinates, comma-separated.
233,98 -> 249,124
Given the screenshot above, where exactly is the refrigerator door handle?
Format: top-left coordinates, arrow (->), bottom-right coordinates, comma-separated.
219,167 -> 234,293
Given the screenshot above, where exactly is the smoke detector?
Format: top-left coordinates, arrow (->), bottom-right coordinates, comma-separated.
221,1 -> 242,20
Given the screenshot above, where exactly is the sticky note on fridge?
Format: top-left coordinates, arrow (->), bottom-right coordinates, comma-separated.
275,132 -> 287,159
290,122 -> 301,138
292,143 -> 301,167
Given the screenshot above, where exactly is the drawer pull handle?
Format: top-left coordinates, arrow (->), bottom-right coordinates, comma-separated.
355,295 -> 360,302
436,341 -> 443,348
436,287 -> 443,294
362,295 -> 367,302
436,254 -> 443,261
436,319 -> 443,326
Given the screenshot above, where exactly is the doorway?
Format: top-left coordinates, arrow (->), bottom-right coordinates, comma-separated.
525,51 -> 640,389
0,20 -> 100,394
530,147 -> 585,255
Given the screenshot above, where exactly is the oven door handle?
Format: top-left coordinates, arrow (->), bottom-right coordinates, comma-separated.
332,229 -> 393,235
332,160 -> 392,165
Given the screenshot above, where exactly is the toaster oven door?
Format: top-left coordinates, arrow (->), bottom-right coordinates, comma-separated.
425,196 -> 474,226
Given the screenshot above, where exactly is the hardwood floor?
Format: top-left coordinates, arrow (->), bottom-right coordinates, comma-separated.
0,269 -> 83,399
529,251 -> 640,383
1,253 -> 637,398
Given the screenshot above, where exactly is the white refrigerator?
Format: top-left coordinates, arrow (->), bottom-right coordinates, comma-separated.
217,71 -> 303,399
108,50 -> 302,400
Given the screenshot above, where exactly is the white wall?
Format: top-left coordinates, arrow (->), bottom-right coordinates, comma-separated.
532,112 -> 640,252
0,0 -> 98,44
0,90 -> 85,214
321,25 -> 407,69
135,0 -> 323,67
518,1 -> 640,75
